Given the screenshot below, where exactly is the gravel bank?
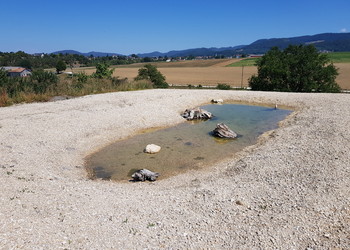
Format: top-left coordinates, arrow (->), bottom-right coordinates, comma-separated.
0,89 -> 349,249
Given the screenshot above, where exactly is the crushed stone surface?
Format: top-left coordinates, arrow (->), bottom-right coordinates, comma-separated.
0,89 -> 349,249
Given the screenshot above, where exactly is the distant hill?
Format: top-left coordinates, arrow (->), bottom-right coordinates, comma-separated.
138,33 -> 350,57
235,33 -> 350,54
137,45 -> 245,58
51,33 -> 350,58
52,50 -> 122,57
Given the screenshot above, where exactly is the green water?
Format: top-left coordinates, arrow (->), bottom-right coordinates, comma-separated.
85,104 -> 292,181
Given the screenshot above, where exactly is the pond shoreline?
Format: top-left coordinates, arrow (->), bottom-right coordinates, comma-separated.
0,89 -> 349,249
85,103 -> 292,182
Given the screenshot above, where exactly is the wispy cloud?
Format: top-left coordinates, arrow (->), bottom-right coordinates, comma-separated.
340,28 -> 348,33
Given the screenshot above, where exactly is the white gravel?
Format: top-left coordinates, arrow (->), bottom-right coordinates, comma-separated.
0,89 -> 349,249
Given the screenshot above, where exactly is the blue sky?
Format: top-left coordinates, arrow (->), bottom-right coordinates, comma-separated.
1,0 -> 349,54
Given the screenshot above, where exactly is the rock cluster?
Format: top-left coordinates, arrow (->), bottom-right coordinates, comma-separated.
181,108 -> 213,120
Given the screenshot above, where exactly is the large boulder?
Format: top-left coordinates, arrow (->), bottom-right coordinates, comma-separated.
181,108 -> 213,120
212,123 -> 237,139
131,169 -> 160,182
144,144 -> 161,154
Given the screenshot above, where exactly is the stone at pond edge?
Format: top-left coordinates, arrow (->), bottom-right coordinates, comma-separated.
131,169 -> 160,182
144,144 -> 161,154
181,108 -> 213,120
211,98 -> 223,104
212,123 -> 237,139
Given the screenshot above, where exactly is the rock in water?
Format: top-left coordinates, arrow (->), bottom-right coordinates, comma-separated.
144,144 -> 161,154
212,123 -> 237,139
131,169 -> 160,182
181,108 -> 213,120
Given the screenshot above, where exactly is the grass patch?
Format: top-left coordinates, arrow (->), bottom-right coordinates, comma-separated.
0,74 -> 154,107
328,52 -> 350,63
226,58 -> 258,67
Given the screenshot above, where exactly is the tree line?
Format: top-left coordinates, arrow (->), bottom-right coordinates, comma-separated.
0,51 -> 163,70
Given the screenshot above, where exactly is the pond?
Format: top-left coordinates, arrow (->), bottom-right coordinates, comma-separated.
85,103 -> 292,181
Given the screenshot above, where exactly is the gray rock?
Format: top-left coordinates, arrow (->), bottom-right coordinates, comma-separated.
131,169 -> 160,182
181,108 -> 213,120
212,123 -> 237,138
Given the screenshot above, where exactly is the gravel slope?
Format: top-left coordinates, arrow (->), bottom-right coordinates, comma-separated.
0,89 -> 349,249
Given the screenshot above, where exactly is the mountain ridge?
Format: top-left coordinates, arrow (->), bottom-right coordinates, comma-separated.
52,50 -> 122,57
51,32 -> 350,58
238,33 -> 350,54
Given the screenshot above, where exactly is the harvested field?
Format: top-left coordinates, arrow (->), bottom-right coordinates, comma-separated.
158,67 -> 257,87
116,58 -> 240,68
336,63 -> 350,90
71,60 -> 350,89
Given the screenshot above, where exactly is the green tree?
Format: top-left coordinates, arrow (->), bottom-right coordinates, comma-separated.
249,45 -> 340,92
56,60 -> 67,73
19,59 -> 32,70
142,57 -> 152,62
135,64 -> 168,88
92,63 -> 114,79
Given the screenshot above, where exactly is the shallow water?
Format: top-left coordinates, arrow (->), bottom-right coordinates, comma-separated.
85,104 -> 292,181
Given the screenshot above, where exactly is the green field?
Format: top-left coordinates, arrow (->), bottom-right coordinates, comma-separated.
226,58 -> 259,67
328,52 -> 350,63
227,52 -> 350,67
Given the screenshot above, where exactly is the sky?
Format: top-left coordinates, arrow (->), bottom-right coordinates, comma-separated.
1,0 -> 349,55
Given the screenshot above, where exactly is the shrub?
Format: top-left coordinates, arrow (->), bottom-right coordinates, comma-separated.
0,71 -> 33,98
216,83 -> 231,90
75,72 -> 89,83
111,77 -> 128,87
31,70 -> 58,94
92,63 -> 114,79
135,64 -> 168,88
0,90 -> 11,106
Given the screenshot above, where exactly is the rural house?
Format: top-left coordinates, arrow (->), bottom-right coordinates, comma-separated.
1,66 -> 32,77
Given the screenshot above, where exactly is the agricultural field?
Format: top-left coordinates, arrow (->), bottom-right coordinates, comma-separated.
328,52 -> 350,63
226,58 -> 259,67
117,58 -> 240,68
70,56 -> 350,90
